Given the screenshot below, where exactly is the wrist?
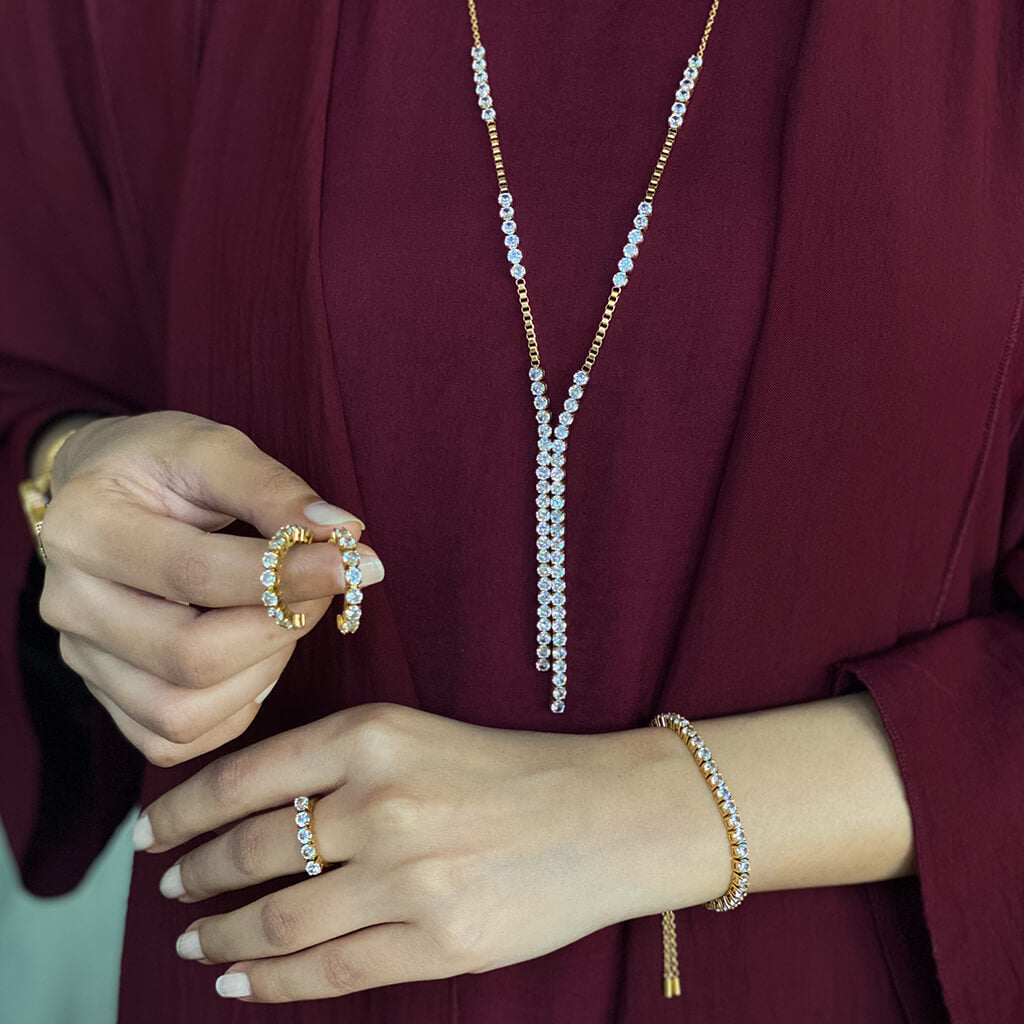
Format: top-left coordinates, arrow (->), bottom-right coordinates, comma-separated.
583,726 -> 733,923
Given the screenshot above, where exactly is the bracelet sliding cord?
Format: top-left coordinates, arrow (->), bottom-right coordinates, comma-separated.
650,712 -> 750,998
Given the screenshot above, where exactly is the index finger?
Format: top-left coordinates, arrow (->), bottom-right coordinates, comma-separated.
137,713 -> 347,853
45,493 -> 381,608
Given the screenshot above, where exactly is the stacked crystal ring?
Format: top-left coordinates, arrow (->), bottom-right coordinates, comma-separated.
293,797 -> 328,876
330,526 -> 364,634
260,524 -> 313,630
650,712 -> 750,997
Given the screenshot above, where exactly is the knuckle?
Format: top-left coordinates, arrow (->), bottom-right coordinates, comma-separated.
321,947 -> 367,996
227,819 -> 266,881
205,753 -> 249,811
431,907 -> 486,966
259,894 -> 303,951
140,736 -> 186,769
162,548 -> 213,606
348,703 -> 411,766
165,635 -> 215,689
148,697 -> 204,745
370,785 -> 424,836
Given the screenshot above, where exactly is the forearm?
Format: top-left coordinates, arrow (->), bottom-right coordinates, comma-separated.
605,691 -> 916,919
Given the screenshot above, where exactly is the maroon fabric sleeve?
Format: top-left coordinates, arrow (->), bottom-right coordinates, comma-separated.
0,1 -> 160,891
832,385 -> 1024,1023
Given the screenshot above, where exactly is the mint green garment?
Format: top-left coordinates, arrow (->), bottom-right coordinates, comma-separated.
0,814 -> 132,1024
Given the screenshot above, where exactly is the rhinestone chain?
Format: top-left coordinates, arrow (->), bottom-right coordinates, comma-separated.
465,0 -> 720,712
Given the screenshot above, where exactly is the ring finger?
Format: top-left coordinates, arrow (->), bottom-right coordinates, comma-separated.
165,793 -> 360,903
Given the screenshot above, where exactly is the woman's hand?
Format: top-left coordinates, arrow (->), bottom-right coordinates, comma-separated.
136,702 -> 714,1003
38,411 -> 384,766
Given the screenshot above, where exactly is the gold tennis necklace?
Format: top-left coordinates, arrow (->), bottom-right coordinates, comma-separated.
465,0 -> 721,714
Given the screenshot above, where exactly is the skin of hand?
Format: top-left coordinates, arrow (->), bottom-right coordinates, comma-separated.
37,411 -> 384,766
138,691 -> 916,1004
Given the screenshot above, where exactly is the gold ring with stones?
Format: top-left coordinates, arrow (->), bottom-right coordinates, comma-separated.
260,524 -> 313,629
293,796 -> 328,876
330,527 -> 363,634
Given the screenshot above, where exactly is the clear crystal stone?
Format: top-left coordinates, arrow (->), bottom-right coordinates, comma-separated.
346,588 -> 363,604
528,366 -> 544,380
553,632 -> 567,645
553,644 -> 568,658
736,844 -> 748,858
345,605 -> 362,621
261,590 -> 278,607
551,700 -> 566,714
573,370 -> 589,385
269,537 -> 285,549
554,425 -> 569,439
504,234 -> 519,248
472,59 -> 486,72
474,71 -> 487,84
723,800 -> 736,814
262,552 -> 278,568
537,411 -> 550,424
638,201 -> 653,215
549,482 -> 565,496
551,439 -> 566,453
559,411 -> 573,425
536,466 -> 551,479
345,567 -> 363,586
482,107 -> 496,122
668,114 -> 683,129
563,398 -> 578,413
511,264 -> 526,279
536,658 -> 551,671
259,569 -> 276,586
553,686 -> 567,699
612,272 -> 628,287
476,83 -> 490,97
627,229 -> 643,245
343,550 -> 360,567
530,381 -> 545,398
618,257 -> 634,273
672,102 -> 687,115
470,45 -> 485,57
295,811 -> 310,826
737,859 -> 749,873
501,220 -> 517,235
623,243 -> 639,258
633,214 -> 648,229
500,206 -> 515,220
305,861 -> 322,876
508,249 -> 523,263
301,843 -> 316,860
297,828 -> 313,843
294,797 -> 309,811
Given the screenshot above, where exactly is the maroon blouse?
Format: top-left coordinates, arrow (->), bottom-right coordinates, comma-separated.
2,2 -> 1023,1022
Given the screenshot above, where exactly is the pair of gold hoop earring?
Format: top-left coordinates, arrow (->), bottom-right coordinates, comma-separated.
259,524 -> 363,634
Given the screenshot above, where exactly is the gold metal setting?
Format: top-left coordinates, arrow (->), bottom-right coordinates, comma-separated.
260,525 -> 313,629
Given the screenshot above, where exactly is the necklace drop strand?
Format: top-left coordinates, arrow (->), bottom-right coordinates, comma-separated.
465,1 -> 721,713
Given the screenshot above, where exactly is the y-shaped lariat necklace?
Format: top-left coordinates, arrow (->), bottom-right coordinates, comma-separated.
465,0 -> 720,714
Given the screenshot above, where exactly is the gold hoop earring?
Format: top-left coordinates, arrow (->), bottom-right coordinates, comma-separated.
260,524 -> 313,629
330,526 -> 363,634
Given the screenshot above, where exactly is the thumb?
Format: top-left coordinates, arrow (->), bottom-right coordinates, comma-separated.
180,426 -> 365,542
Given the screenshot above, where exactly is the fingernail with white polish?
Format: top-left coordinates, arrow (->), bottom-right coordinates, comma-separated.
254,679 -> 278,705
159,864 -> 185,899
354,555 -> 385,586
304,501 -> 365,530
216,973 -> 252,998
176,930 -> 204,961
132,814 -> 154,851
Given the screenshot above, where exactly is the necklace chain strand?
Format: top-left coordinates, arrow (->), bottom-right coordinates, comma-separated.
465,0 -> 720,713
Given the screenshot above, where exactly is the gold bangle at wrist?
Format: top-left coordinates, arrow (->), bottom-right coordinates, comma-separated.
18,427 -> 79,564
650,711 -> 750,998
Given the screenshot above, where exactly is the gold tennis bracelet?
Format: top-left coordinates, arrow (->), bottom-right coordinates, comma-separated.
650,712 -> 750,997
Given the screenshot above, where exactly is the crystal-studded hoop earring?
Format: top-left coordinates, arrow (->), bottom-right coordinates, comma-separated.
260,524 -> 314,629
330,527 -> 363,634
